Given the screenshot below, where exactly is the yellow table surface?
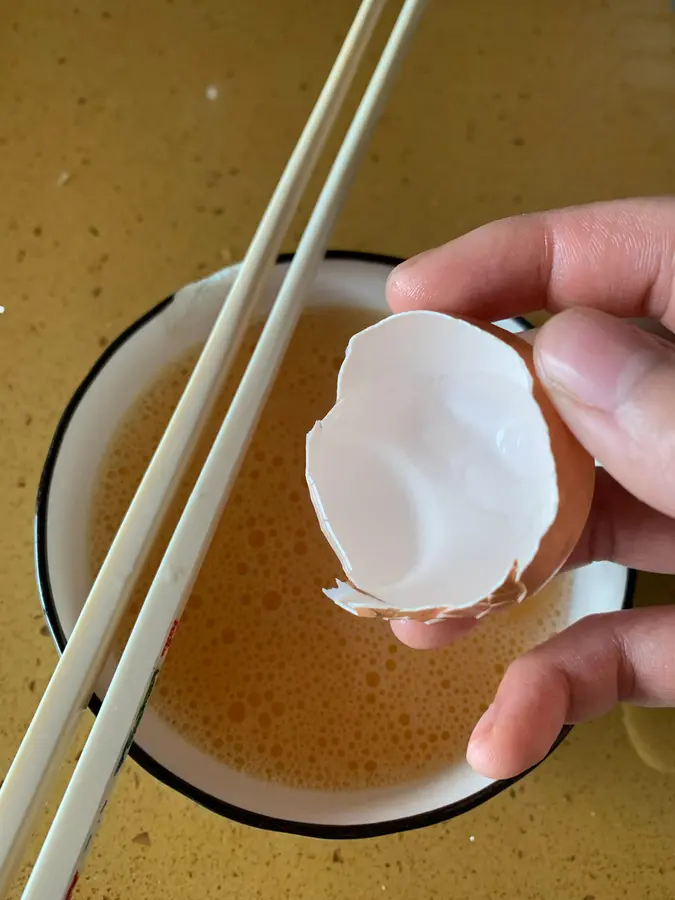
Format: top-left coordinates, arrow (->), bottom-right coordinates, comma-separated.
2,1 -> 675,897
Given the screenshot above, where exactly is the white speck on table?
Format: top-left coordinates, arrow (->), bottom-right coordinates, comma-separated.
205,84 -> 219,100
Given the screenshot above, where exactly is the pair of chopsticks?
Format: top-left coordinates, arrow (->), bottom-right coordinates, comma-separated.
0,0 -> 427,896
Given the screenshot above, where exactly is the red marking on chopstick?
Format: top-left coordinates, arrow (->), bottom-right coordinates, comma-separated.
65,871 -> 79,900
161,620 -> 180,658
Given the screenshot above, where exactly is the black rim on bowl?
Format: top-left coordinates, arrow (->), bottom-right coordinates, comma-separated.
35,249 -> 637,840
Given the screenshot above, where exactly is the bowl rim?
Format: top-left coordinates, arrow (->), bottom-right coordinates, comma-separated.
35,248 -> 637,839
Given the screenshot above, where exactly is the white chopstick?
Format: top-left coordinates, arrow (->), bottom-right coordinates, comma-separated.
21,1 -> 427,896
0,1 -> 387,893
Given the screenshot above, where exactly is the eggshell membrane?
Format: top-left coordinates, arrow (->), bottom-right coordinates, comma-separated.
305,313 -> 595,622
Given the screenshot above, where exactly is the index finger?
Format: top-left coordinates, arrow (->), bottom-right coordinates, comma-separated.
387,197 -> 675,329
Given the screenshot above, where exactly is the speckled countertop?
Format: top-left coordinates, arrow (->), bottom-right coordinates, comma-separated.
2,1 -> 675,898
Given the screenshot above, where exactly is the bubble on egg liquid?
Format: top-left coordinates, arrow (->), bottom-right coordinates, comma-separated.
90,308 -> 573,793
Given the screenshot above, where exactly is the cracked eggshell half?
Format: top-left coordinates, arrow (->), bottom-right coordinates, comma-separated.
305,311 -> 595,622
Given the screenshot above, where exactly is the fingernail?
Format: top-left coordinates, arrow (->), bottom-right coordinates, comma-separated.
535,309 -> 666,412
466,704 -> 500,773
392,246 -> 438,274
468,703 -> 498,746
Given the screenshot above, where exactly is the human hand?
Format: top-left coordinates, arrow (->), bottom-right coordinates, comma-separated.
386,197 -> 675,779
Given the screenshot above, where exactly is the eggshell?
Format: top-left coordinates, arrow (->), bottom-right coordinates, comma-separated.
305,312 -> 595,622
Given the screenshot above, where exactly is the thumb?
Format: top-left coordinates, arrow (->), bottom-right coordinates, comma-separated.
466,606 -> 675,779
534,308 -> 675,518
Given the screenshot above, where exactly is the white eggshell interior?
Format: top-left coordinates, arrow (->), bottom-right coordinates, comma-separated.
306,313 -> 558,612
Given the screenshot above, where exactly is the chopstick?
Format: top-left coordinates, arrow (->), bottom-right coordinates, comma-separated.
0,0 -> 388,893
21,1 -> 428,895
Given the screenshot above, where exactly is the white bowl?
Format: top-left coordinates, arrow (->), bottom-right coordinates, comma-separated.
36,252 -> 635,838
